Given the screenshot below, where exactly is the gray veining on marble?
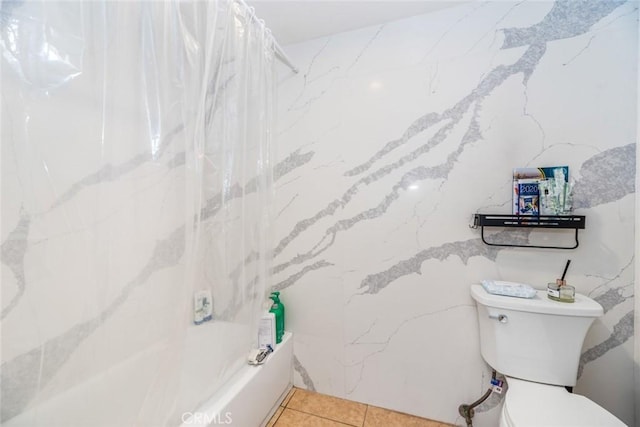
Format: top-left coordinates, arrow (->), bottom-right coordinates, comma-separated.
217,251 -> 264,322
358,232 -> 516,295
276,1 -> 636,423
346,304 -> 474,395
573,144 -> 635,209
347,25 -> 385,73
49,124 -> 185,210
273,111 -> 479,261
243,149 -> 315,198
343,111 -> 439,178
293,355 -> 316,392
0,346 -> 44,422
2,1 -> 635,425
287,38 -> 333,113
0,224 -> 187,421
199,150 -> 319,318
272,260 -> 333,292
200,149 -> 314,220
343,0 -> 624,179
199,183 -> 244,220
1,208 -> 30,319
1,316 -> 103,422
1,134 -> 314,422
501,1 -> 625,49
594,287 -> 632,314
277,194 -> 299,218
274,199 -> 342,257
272,232 -> 335,275
276,1 -> 627,269
326,106 -> 482,233
165,151 -> 186,169
357,142 -> 634,295
587,257 -> 634,315
275,149 -> 315,181
578,310 -> 634,379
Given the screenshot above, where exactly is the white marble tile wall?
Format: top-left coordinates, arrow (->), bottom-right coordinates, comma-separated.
274,1 -> 638,425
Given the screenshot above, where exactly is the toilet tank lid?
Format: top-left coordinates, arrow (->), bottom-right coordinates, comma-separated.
470,284 -> 603,317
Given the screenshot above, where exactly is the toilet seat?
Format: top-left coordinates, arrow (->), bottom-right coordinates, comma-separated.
500,377 -> 626,427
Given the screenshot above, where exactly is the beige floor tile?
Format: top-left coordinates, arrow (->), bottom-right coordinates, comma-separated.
274,409 -> 353,427
287,389 -> 367,426
364,405 -> 445,427
281,387 -> 297,407
266,406 -> 284,427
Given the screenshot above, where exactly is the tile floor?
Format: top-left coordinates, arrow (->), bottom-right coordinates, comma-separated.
266,387 -> 453,427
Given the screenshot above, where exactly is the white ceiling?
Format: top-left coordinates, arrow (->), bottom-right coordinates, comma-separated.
248,1 -> 466,46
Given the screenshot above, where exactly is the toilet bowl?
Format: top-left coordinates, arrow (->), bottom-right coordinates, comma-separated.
499,376 -> 625,427
470,284 -> 627,427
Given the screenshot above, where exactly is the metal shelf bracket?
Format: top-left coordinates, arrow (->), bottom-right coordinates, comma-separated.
471,214 -> 586,250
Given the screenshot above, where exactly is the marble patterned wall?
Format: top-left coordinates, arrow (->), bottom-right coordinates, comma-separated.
274,1 -> 638,425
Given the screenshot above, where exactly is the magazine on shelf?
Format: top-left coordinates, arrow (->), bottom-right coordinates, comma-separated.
512,166 -> 569,215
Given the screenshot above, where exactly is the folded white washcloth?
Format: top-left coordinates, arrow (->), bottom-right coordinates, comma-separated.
481,280 -> 537,299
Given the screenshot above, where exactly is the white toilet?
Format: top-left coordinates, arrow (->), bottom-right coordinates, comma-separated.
470,284 -> 626,427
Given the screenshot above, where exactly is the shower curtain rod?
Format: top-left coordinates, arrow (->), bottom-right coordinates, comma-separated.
238,0 -> 299,74
273,40 -> 299,74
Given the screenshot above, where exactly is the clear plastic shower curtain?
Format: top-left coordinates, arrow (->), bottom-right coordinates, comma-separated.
1,1 -> 274,425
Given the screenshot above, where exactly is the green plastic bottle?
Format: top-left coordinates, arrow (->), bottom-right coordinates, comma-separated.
269,292 -> 285,344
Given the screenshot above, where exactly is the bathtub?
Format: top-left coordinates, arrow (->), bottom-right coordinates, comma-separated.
3,330 -> 292,427
180,331 -> 293,427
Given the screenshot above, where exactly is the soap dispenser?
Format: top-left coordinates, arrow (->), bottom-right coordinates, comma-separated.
269,292 -> 285,343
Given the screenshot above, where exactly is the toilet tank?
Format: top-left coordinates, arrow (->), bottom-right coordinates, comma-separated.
470,284 -> 603,387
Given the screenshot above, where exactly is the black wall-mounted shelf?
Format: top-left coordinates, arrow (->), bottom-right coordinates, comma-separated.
471,214 -> 586,250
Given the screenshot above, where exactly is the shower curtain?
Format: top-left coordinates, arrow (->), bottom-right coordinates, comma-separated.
1,1 -> 274,425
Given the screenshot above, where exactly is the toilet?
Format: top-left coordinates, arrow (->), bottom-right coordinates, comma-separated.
470,284 -> 626,427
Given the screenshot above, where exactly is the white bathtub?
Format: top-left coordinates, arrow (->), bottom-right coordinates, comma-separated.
180,331 -> 293,427
4,330 -> 292,427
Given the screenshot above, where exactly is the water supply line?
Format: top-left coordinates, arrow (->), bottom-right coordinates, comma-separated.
458,369 -> 497,427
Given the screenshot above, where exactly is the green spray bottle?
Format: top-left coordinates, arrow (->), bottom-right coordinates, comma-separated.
269,291 -> 285,344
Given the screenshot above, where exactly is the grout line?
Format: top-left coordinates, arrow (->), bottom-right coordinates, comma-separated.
282,408 -> 355,426
269,407 -> 284,426
287,402 -> 364,427
362,405 -> 369,427
287,389 -> 366,426
286,407 -> 360,426
282,390 -> 451,426
282,387 -> 297,407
